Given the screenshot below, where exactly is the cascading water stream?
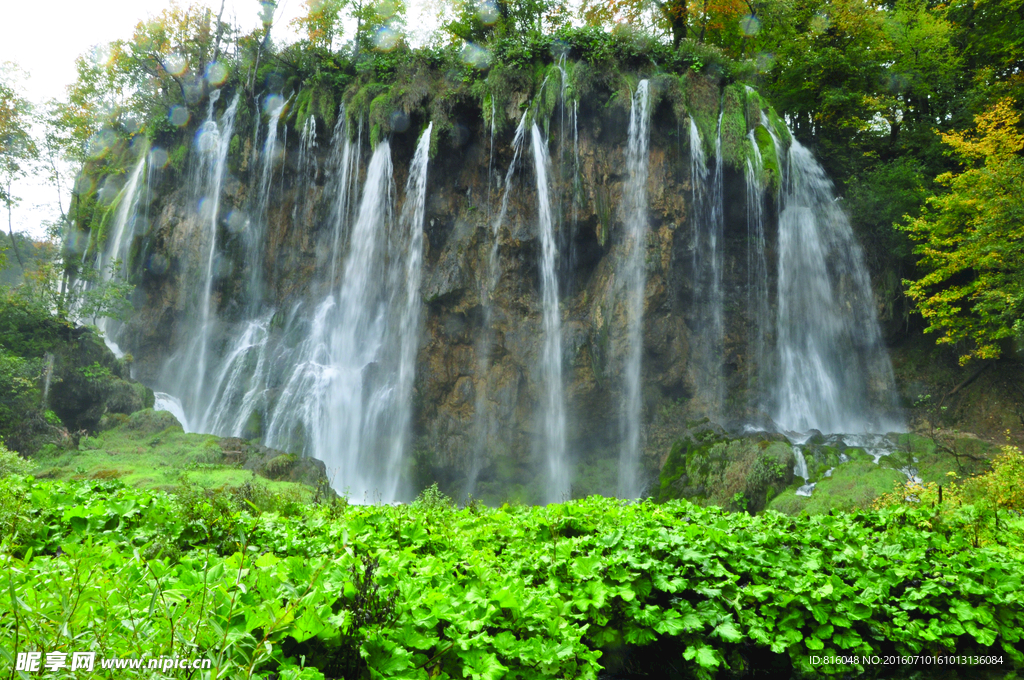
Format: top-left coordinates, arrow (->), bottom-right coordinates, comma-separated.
154,392 -> 191,432
266,141 -> 395,500
195,312 -> 273,435
95,152 -> 148,355
187,91 -> 239,421
468,112 -> 528,494
486,104 -> 495,222
571,100 -> 579,228
792,447 -> 815,496
247,96 -> 286,309
325,111 -> 362,285
292,114 -> 319,232
773,139 -> 902,433
689,111 -> 725,417
745,131 -> 770,411
530,122 -> 569,503
618,80 -> 651,499
389,124 -> 433,487
262,128 -> 429,502
99,154 -> 147,282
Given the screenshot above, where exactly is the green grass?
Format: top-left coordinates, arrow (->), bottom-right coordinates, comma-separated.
30,409 -> 316,501
769,461 -> 906,515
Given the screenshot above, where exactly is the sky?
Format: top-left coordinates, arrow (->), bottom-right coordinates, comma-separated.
0,0 -> 437,239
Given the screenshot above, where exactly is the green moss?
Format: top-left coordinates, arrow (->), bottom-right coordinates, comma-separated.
168,143 -> 189,174
294,87 -> 314,125
369,93 -> 391,134
658,440 -> 689,497
32,413 -> 314,499
767,107 -> 791,146
753,124 -> 779,193
658,436 -> 794,513
316,87 -> 337,128
768,461 -> 904,515
684,71 -> 720,158
345,82 -> 389,131
719,84 -> 748,170
743,87 -> 763,130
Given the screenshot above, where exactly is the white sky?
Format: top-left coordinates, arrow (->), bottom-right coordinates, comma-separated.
0,0 -> 438,239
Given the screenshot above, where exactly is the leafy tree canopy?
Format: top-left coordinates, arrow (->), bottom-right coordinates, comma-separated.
902,98 -> 1024,364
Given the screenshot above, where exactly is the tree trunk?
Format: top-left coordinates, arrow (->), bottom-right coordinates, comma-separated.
657,0 -> 688,48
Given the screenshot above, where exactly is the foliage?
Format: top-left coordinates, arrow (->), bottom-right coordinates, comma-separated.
0,439 -> 33,477
0,63 -> 39,271
17,256 -> 135,327
901,98 -> 1024,363
874,445 -> 1024,550
1,480 -> 1023,679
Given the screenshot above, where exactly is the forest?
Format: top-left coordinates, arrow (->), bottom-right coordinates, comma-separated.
1,0 -> 1023,677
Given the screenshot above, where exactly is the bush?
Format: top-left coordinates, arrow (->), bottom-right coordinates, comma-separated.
0,440 -> 33,477
874,445 -> 1024,550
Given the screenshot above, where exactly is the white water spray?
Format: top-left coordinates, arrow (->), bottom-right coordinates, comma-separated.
531,122 -> 569,503
618,80 -> 651,499
773,140 -> 902,433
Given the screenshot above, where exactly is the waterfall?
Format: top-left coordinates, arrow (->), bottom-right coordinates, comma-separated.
247,95 -> 286,308
292,114 -> 320,235
745,132 -> 770,411
618,80 -> 651,499
468,111 -> 528,494
41,353 -> 54,409
95,151 -> 147,355
186,91 -> 240,420
390,123 -> 433,488
531,122 -> 569,503
773,140 -> 902,434
689,112 -> 725,417
262,128 -> 430,502
572,100 -> 579,228
99,153 -> 147,282
266,140 -> 395,500
194,312 -> 273,435
792,447 -> 815,496
325,110 -> 362,285
486,103 -> 495,222
154,392 -> 191,432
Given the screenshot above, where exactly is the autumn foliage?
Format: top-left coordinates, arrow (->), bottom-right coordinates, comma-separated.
902,98 -> 1024,364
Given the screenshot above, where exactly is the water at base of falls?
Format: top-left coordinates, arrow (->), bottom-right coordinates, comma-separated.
792,447 -> 816,496
154,392 -> 191,432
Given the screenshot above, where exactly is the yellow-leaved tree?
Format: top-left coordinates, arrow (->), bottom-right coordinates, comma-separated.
902,98 -> 1024,364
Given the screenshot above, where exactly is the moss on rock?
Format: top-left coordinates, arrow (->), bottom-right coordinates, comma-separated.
719,84 -> 748,169
768,461 -> 905,515
657,428 -> 795,513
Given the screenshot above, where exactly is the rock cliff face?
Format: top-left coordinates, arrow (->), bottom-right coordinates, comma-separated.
110,74 -> 884,501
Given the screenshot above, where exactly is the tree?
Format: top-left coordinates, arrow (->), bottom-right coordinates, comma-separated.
901,98 -> 1024,363
292,0 -> 350,50
0,63 -> 38,269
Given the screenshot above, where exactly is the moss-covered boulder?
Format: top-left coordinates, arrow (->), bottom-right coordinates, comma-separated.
221,438 -> 330,489
657,425 -> 795,513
